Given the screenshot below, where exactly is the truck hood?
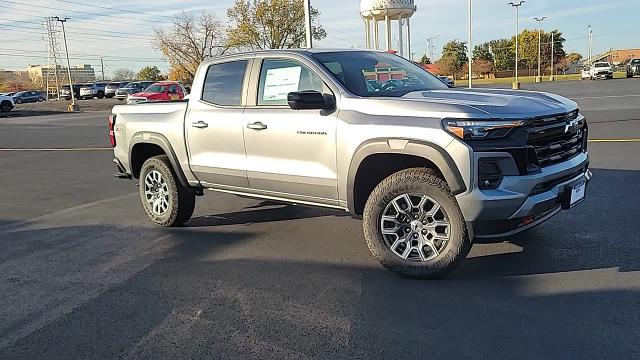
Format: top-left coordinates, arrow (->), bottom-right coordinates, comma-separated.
401,88 -> 577,119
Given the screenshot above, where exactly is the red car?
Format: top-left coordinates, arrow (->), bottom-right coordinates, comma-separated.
126,81 -> 187,104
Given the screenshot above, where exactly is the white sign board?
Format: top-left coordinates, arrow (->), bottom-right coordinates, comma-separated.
262,66 -> 302,101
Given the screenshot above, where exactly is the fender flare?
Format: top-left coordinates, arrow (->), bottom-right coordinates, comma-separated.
129,132 -> 191,188
346,138 -> 467,214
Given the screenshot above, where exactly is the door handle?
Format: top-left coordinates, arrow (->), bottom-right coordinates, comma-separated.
247,122 -> 268,130
192,121 -> 208,129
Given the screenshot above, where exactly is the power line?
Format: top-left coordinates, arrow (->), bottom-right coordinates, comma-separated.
0,4 -> 161,29
51,0 -> 174,19
0,17 -> 155,38
0,0 -> 172,27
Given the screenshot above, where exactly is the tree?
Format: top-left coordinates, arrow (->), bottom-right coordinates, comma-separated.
556,53 -> 583,75
515,29 -> 539,71
226,0 -> 326,50
489,38 -> 514,71
473,43 -> 493,62
137,66 -> 164,81
472,59 -> 494,77
438,40 -> 468,79
112,68 -> 135,81
418,54 -> 431,65
154,12 -> 228,84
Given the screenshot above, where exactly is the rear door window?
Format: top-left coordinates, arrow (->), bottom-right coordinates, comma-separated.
202,60 -> 248,106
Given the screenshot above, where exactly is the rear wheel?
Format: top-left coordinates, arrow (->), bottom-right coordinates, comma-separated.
363,168 -> 471,279
15,98 -> 23,104
37,97 -> 45,102
97,91 -> 104,99
139,155 -> 195,227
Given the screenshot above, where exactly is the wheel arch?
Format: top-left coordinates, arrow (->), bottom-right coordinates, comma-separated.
129,132 -> 190,188
347,138 -> 466,215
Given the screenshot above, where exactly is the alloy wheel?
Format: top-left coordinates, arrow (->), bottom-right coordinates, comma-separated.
380,193 -> 451,262
144,170 -> 170,216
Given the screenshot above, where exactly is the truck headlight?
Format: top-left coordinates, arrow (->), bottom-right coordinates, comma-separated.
442,119 -> 525,140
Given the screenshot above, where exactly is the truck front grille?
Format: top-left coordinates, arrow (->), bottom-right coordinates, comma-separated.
526,112 -> 587,167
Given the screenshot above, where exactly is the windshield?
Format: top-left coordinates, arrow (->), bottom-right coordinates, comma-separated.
145,84 -> 166,93
594,63 -> 609,68
312,51 -> 447,97
631,59 -> 640,65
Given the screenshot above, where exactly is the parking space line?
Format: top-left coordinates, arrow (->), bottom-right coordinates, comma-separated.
588,138 -> 640,143
572,94 -> 640,100
0,147 -> 112,151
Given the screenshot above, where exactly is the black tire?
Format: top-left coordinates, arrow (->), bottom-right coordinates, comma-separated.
139,155 -> 195,227
15,98 -> 23,104
97,91 -> 104,99
37,97 -> 45,102
0,100 -> 13,112
363,168 -> 471,279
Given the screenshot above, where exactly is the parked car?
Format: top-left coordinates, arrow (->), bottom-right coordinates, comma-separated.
580,67 -> 591,80
625,58 -> 640,78
110,49 -> 591,278
0,93 -> 15,112
115,81 -> 154,101
13,91 -> 45,104
437,75 -> 455,88
105,82 -> 127,98
60,84 -> 82,100
589,62 -> 613,80
79,83 -> 107,99
126,81 -> 187,104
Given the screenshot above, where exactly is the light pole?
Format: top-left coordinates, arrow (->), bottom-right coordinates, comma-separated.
534,16 -> 546,82
303,0 -> 312,48
509,1 -> 525,89
468,0 -> 472,88
54,16 -> 77,111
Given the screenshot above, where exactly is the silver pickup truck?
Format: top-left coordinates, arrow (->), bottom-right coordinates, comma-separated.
110,49 -> 591,278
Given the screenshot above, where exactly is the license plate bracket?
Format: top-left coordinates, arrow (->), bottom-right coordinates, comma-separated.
562,180 -> 586,209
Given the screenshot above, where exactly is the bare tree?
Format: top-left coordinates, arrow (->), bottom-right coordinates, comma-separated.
112,68 -> 135,81
153,12 -> 228,83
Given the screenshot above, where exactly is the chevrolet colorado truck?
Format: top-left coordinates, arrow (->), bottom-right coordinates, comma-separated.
110,49 -> 591,278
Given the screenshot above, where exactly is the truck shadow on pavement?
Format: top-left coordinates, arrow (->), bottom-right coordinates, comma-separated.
186,201 -> 348,227
0,170 -> 638,359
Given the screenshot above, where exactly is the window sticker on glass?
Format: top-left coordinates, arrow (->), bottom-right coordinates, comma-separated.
262,66 -> 302,101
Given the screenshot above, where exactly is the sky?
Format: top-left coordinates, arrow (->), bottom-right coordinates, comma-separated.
0,0 -> 637,77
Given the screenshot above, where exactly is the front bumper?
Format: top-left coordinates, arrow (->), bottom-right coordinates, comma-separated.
457,152 -> 591,238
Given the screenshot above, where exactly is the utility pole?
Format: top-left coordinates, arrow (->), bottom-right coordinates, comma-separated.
101,57 -> 105,81
509,1 -> 525,89
534,16 -> 546,82
587,25 -> 592,64
303,0 -> 312,48
467,0 -> 472,88
426,36 -> 438,61
550,31 -> 555,81
55,16 -> 78,111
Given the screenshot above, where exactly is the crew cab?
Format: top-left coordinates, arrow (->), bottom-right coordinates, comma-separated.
589,62 -> 613,80
126,81 -> 186,104
110,49 -> 591,278
625,58 -> 640,78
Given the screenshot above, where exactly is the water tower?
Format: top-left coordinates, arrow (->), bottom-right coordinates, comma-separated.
360,0 -> 417,58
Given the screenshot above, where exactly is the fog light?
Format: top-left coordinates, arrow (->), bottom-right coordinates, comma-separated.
478,160 -> 503,189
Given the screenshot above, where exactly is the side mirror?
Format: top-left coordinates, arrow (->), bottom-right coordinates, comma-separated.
287,90 -> 335,110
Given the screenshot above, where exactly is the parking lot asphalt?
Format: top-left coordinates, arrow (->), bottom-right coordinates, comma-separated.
1,79 -> 639,359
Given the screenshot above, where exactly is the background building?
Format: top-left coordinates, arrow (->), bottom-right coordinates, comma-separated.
27,64 -> 96,86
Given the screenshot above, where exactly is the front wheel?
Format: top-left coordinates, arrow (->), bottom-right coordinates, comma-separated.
0,100 -> 13,112
15,98 -> 23,104
363,168 -> 471,279
139,155 -> 195,227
